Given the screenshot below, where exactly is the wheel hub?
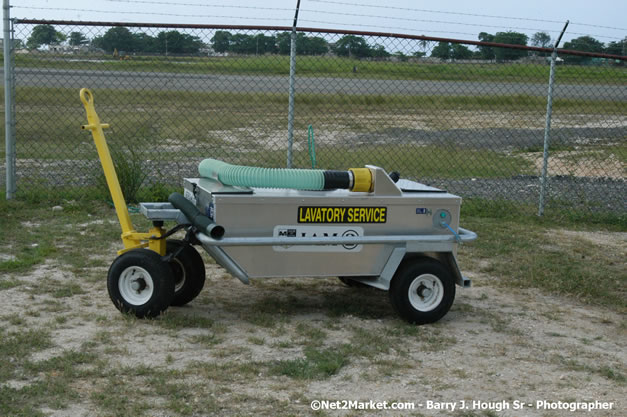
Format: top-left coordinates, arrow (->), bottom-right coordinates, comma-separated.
131,278 -> 147,292
408,274 -> 444,312
118,266 -> 155,306
416,284 -> 432,299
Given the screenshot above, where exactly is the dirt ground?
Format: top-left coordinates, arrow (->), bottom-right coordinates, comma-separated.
1,252 -> 625,416
521,150 -> 625,179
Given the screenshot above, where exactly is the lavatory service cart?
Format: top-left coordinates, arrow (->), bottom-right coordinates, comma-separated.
80,88 -> 477,325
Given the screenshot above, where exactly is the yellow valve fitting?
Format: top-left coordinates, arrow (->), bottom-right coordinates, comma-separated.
349,168 -> 373,192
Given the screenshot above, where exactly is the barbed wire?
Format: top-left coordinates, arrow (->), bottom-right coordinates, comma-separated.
306,0 -> 627,32
570,22 -> 627,32
14,4 -> 626,41
299,19 -> 478,38
18,0 -> 627,35
13,6 -> 291,22
300,16 -> 622,41
300,8 -> 565,34
307,0 -> 565,24
102,0 -> 294,13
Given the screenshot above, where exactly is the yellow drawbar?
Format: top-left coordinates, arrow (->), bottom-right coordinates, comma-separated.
80,88 -> 166,255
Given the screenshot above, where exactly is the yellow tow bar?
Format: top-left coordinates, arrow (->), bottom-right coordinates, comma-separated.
80,88 -> 166,256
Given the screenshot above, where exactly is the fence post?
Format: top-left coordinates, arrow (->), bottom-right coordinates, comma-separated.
538,21 -> 569,216
286,0 -> 301,168
3,0 -> 16,199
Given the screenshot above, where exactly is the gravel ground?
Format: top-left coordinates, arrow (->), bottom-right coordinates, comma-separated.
428,176 -> 626,212
1,259 -> 625,416
2,122 -> 624,212
356,126 -> 626,150
4,161 -> 624,212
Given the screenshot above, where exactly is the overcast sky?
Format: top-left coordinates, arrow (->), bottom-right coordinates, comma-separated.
6,0 -> 627,46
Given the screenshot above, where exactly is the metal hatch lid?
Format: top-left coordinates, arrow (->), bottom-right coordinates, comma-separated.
193,177 -> 253,194
188,177 -> 446,195
397,179 -> 446,193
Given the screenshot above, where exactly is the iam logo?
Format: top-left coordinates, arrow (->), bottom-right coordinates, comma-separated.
342,229 -> 360,250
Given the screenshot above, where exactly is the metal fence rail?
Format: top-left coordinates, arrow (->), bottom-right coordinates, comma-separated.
3,20 -> 626,215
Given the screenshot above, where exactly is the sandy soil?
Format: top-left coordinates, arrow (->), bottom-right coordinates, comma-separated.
521,151 -> 625,179
1,250 -> 625,416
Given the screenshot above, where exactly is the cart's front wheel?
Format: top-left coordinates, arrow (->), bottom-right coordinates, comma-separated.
389,258 -> 455,324
166,240 -> 206,307
108,249 -> 175,318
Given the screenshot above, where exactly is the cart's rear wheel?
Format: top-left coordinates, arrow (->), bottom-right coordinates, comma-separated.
389,258 -> 455,325
167,240 -> 206,307
107,249 -> 175,318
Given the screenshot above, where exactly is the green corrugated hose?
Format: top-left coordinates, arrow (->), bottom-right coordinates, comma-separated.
199,158 -> 325,190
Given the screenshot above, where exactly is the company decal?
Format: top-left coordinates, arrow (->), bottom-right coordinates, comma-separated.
273,225 -> 364,252
297,206 -> 386,224
183,188 -> 197,205
206,201 -> 215,220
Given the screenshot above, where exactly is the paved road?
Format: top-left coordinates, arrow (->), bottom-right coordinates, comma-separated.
7,67 -> 627,100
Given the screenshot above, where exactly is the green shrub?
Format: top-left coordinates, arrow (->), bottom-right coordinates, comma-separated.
98,145 -> 147,204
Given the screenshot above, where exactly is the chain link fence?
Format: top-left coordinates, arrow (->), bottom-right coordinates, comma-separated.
3,20 -> 626,214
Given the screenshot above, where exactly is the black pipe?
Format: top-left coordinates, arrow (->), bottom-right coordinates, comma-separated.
323,170 -> 351,190
168,192 -> 225,240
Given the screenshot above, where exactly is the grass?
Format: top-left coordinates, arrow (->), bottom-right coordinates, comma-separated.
0,278 -> 23,290
0,328 -> 52,380
0,379 -> 79,417
0,244 -> 56,273
3,86 -> 625,165
270,346 -> 350,380
462,198 -> 627,227
458,201 -> 626,310
2,83 -> 623,201
155,312 -> 215,330
554,355 -> 626,383
14,53 -> 627,84
0,199 -> 117,275
306,144 -> 535,179
97,144 -> 148,204
520,143 -> 576,153
0,196 -> 625,415
1,195 -> 622,308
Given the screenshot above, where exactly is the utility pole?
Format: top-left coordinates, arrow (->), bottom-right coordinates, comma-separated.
286,0 -> 301,168
538,21 -> 569,216
4,0 -> 16,199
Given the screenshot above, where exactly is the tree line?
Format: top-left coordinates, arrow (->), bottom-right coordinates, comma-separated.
211,31 -> 329,55
432,31 -> 626,63
27,25 -> 204,54
26,24 -> 626,63
92,27 -> 204,54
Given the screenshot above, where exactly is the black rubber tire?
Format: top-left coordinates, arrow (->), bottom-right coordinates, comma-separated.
389,258 -> 456,325
338,277 -> 370,288
166,240 -> 206,307
107,249 -> 175,318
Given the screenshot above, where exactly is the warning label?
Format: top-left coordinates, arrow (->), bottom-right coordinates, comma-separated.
298,206 -> 387,224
